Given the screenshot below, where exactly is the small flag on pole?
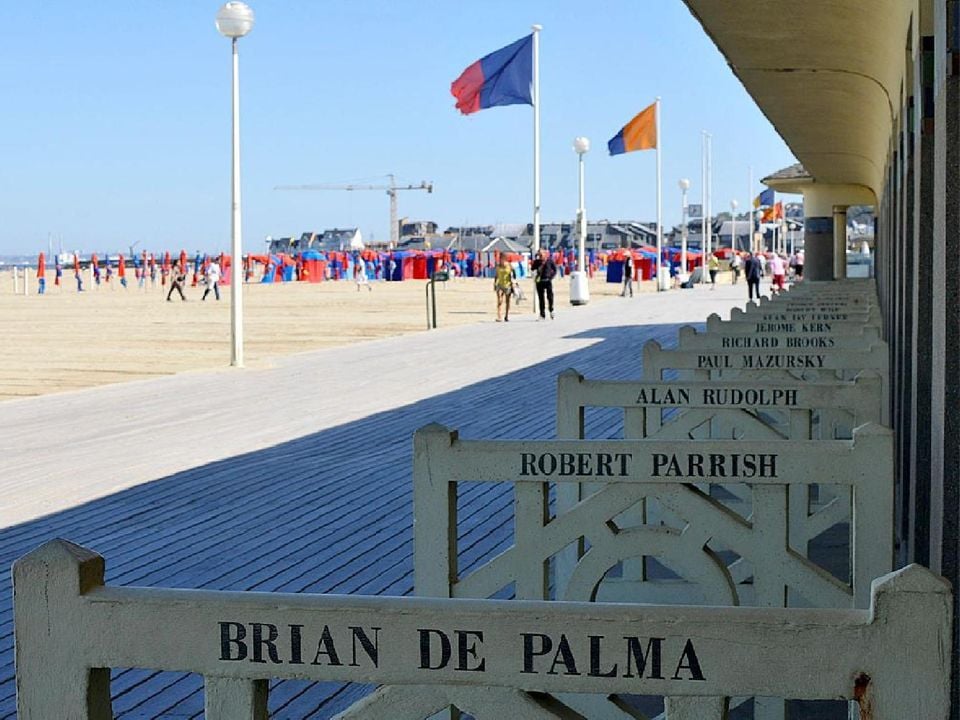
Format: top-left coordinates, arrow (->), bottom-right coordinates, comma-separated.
761,201 -> 784,222
753,188 -> 774,209
607,102 -> 657,155
451,35 -> 533,115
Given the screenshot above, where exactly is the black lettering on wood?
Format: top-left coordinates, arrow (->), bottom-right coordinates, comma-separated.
624,637 -> 663,679
252,623 -> 282,664
311,625 -> 343,666
219,622 -> 247,661
350,626 -> 380,668
456,630 -> 486,672
672,639 -> 706,681
547,634 -> 581,676
289,624 -> 304,665
521,633 -> 552,674
520,453 -> 537,476
419,628 -> 452,670
588,635 -> 618,677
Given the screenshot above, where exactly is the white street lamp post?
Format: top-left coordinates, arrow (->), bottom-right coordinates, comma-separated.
574,137 -> 590,272
678,178 -> 690,280
730,199 -> 739,253
216,1 -> 254,368
569,137 -> 590,306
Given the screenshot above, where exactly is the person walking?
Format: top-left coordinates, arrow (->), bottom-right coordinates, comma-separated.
73,255 -> 83,292
355,256 -> 372,291
744,251 -> 763,301
530,248 -> 557,320
202,257 -> 221,301
620,252 -> 634,297
794,250 -> 804,280
708,252 -> 720,289
494,256 -> 514,321
730,251 -> 742,284
36,253 -> 46,295
167,260 -> 187,301
769,253 -> 786,295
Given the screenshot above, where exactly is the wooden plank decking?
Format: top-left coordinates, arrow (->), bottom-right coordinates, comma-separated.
0,286 -> 749,718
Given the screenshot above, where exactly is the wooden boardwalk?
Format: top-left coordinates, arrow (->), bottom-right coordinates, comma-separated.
0,284 -> 750,719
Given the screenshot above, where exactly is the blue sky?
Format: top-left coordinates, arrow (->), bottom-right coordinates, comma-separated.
0,1 -> 797,256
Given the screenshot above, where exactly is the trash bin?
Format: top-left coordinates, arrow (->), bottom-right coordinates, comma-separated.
569,270 -> 590,306
657,265 -> 671,291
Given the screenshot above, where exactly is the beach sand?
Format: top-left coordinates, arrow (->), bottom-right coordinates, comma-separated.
0,271 -> 643,401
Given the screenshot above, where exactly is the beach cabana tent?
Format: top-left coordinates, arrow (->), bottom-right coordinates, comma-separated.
300,250 -> 326,283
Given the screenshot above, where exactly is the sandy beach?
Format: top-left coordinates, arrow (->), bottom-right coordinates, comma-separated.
0,271 -> 640,401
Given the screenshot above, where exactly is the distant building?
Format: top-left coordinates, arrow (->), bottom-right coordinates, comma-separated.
716,221 -> 754,251
268,228 -> 362,255
517,221 -> 657,251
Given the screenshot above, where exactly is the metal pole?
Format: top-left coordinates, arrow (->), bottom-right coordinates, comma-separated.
388,175 -> 398,248
700,132 -> 707,285
389,190 -> 398,248
706,133 -> 712,256
230,37 -> 244,368
532,25 -> 542,256
748,166 -> 754,253
680,185 -> 688,276
655,97 -> 662,291
578,152 -> 586,272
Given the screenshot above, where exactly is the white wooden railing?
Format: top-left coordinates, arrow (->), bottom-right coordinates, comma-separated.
13,540 -> 951,720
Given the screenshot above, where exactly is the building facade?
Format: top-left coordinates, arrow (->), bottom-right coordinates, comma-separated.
682,1 -> 960,713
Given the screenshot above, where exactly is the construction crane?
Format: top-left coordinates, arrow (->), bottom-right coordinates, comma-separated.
275,174 -> 433,248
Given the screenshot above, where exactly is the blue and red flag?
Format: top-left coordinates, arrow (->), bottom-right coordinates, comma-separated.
451,34 -> 533,115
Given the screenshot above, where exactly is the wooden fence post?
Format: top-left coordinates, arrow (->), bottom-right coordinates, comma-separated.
13,539 -> 113,720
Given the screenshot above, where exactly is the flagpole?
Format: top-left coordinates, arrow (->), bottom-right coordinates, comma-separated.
700,131 -> 708,285
706,132 -> 712,270
532,25 -> 542,257
748,165 -> 754,253
655,96 -> 662,291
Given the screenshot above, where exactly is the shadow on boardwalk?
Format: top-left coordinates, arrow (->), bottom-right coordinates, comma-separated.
0,321 -> 844,720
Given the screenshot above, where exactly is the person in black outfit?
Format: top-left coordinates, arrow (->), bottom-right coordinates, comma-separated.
530,248 -> 557,319
743,251 -> 762,301
166,260 -> 187,301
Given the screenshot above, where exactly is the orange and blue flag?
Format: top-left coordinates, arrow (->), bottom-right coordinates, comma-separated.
451,35 -> 533,115
608,102 -> 657,155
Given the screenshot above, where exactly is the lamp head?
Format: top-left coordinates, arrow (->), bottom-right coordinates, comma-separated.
678,178 -> 690,191
216,1 -> 255,39
731,199 -> 739,211
573,137 -> 590,155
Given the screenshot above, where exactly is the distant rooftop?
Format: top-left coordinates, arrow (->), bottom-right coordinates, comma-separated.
762,163 -> 811,185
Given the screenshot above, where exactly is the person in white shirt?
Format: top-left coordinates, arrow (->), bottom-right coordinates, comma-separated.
730,252 -> 742,284
355,257 -> 371,292
202,259 -> 221,301
768,253 -> 786,295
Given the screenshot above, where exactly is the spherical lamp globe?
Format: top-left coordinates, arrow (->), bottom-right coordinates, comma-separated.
573,137 -> 591,155
215,1 -> 255,39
